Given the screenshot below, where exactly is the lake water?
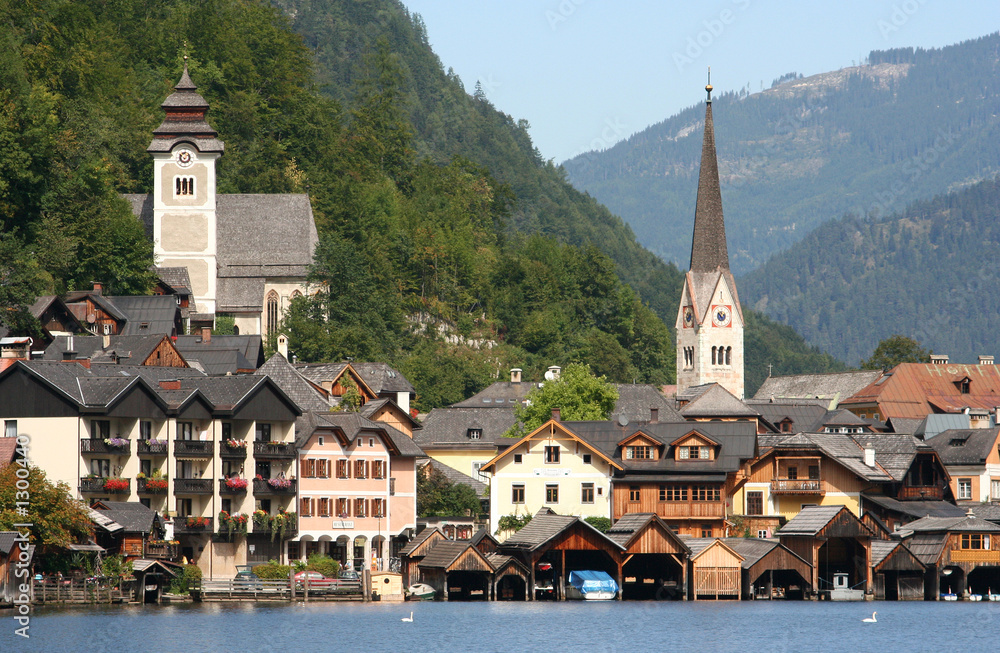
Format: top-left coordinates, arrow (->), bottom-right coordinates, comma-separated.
5,600 -> 1000,652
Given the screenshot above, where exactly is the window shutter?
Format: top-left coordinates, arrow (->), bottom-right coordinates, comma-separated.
300,497 -> 311,516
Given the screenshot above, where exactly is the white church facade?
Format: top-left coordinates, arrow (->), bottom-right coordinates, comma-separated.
127,64 -> 317,336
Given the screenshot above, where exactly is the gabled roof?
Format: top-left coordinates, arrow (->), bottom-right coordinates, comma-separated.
90,501 -> 162,534
719,538 -> 810,571
842,362 -> 1000,419
0,532 -> 22,555
777,505 -> 872,537
293,362 -> 377,399
899,514 -> 1000,534
43,334 -> 178,366
753,370 -> 883,404
399,527 -> 444,557
684,538 -> 745,564
679,383 -> 758,417
499,509 -> 625,553
420,459 -> 487,496
173,335 -> 264,370
451,381 -> 537,408
360,397 -> 421,432
902,532 -> 949,565
915,414 -> 970,440
155,267 -> 193,295
925,427 -> 1000,466
480,420 -> 624,473
301,411 -> 424,457
610,384 -> 684,424
418,540 -> 494,571
414,406 -> 517,450
350,362 -> 415,396
606,513 -> 691,554
255,354 -> 331,413
870,540 -> 924,571
107,295 -> 180,336
756,432 -> 894,482
861,495 -> 966,520
746,399 -> 831,432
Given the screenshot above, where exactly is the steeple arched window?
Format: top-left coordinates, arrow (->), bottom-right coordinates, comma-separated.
266,291 -> 279,335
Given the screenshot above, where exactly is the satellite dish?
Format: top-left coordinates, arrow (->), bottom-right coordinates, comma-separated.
617,414 -> 629,427
87,312 -> 97,324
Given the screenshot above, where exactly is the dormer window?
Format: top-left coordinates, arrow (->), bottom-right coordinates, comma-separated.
679,445 -> 710,460
467,428 -> 482,440
175,176 -> 195,196
960,378 -> 970,394
626,445 -> 651,460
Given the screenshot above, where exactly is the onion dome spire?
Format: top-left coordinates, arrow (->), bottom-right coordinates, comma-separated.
147,56 -> 224,154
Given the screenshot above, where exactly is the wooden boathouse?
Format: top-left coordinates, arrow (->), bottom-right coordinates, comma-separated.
722,538 -> 813,600
777,505 -> 873,599
870,540 -> 925,600
685,539 -> 744,600
606,513 -> 690,600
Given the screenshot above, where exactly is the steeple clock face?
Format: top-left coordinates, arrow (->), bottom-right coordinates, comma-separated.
175,149 -> 194,168
711,305 -> 732,328
682,306 -> 694,328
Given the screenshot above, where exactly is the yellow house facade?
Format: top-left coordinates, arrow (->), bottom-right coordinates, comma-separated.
481,419 -> 621,536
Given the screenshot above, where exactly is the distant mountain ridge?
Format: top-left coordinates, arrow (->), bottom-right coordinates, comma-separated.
740,175 -> 1000,365
564,33 -> 1000,275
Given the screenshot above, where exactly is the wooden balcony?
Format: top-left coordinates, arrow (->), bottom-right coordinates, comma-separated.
79,477 -> 130,494
770,479 -> 825,494
174,516 -> 213,534
144,541 -> 179,560
949,549 -> 1000,564
898,485 -> 945,501
136,439 -> 168,455
654,502 -> 726,519
253,441 -> 296,459
253,478 -> 297,495
81,438 -> 130,455
137,478 -> 168,494
173,478 -> 213,494
173,440 -> 214,457
219,478 -> 249,495
219,442 -> 248,459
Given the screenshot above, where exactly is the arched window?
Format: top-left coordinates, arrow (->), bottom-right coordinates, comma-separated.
711,346 -> 717,365
266,291 -> 279,335
725,346 -> 732,365
174,176 -> 195,197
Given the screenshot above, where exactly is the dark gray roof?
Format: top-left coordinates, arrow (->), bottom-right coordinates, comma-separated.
415,407 -> 516,450
746,400 -> 830,432
903,532 -> 949,565
399,527 -> 442,556
823,409 -> 870,427
887,417 -> 924,435
418,541 -> 489,570
43,334 -> 173,366
0,531 -> 21,554
155,267 -> 192,294
611,384 -> 684,423
256,354 -> 330,412
173,335 -> 264,369
91,501 -> 162,534
126,194 -> 317,312
870,540 -> 911,568
107,295 -> 180,336
757,432 -> 894,482
862,495 -> 966,520
421,459 -> 487,496
753,370 -> 883,403
606,513 -> 691,553
451,381 -> 537,408
899,514 -> 1000,534
926,427 -> 1000,465
777,505 -> 849,536
719,538 -> 803,569
182,349 -> 254,375
958,501 -> 1000,524
301,412 -> 424,457
565,419 -> 757,476
679,383 -> 758,417
500,509 -> 625,552
850,433 -> 925,481
351,362 -> 415,396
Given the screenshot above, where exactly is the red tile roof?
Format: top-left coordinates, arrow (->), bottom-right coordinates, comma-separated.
842,363 -> 1000,419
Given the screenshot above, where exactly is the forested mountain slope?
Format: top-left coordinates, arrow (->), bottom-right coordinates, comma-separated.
564,34 -> 1000,276
741,176 -> 1000,365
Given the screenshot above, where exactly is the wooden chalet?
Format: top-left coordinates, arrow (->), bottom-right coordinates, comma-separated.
399,527 -> 447,587
606,513 -> 690,600
89,501 -> 170,561
869,540 -> 925,600
497,509 -> 626,600
899,511 -> 1000,600
777,505 -> 874,599
486,553 -> 531,601
684,538 -> 744,600
416,540 -> 495,600
721,538 -> 813,600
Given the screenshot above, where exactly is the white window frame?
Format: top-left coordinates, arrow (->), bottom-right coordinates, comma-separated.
958,478 -> 972,500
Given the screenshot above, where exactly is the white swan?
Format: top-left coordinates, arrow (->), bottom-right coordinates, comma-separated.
401,611 -> 413,623
862,611 -> 877,623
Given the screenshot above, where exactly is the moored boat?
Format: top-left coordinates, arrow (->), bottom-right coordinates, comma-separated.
564,570 -> 619,601
405,583 -> 436,601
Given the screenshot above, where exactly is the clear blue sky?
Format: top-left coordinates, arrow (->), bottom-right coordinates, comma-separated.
402,0 -> 1000,162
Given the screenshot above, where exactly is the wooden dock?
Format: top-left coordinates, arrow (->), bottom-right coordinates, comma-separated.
193,578 -> 365,602
33,579 -> 127,604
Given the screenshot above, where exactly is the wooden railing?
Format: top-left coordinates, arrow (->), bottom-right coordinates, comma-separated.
770,479 -> 825,494
898,485 -> 945,501
656,502 -> 725,519
145,541 -> 179,560
949,549 -> 1000,564
174,440 -> 214,456
33,578 -> 126,604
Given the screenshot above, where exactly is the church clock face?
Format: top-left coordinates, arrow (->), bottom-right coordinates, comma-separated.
176,149 -> 194,168
682,306 -> 694,328
711,305 -> 732,328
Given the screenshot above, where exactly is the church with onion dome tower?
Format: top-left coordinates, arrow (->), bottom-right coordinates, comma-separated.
675,73 -> 745,399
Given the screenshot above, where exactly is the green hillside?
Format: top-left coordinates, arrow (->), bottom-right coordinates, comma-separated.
564,34 -> 1000,276
0,0 -> 843,403
741,175 -> 1000,365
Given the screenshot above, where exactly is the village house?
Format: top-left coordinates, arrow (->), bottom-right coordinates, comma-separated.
899,511 -> 1000,599
0,359 -> 302,578
924,426 -> 1000,503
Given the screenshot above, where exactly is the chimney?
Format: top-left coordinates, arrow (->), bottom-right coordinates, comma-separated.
62,349 -> 77,361
551,408 -> 561,422
102,334 -> 111,349
91,281 -> 103,295
277,334 -> 289,360
930,354 -> 949,365
979,355 -> 994,365
510,368 -> 522,383
545,365 -> 562,381
201,326 -> 211,344
864,447 -> 876,467
159,379 -> 181,390
650,407 -> 659,424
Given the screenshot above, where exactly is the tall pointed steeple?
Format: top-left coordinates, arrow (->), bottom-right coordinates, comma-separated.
689,69 -> 729,273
